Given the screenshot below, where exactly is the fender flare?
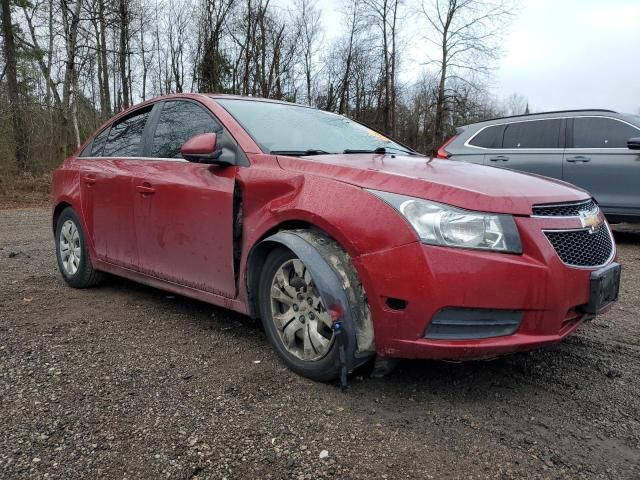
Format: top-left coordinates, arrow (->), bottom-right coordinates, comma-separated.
258,230 -> 375,373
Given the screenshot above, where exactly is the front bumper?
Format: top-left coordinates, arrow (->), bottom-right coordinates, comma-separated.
354,215 -> 616,360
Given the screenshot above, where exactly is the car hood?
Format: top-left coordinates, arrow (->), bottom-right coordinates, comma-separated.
276,154 -> 590,215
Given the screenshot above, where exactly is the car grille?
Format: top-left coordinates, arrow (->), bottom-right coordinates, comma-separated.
532,199 -> 597,217
544,225 -> 613,267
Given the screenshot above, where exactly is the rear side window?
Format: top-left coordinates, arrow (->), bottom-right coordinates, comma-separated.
469,125 -> 501,148
103,108 -> 151,157
573,117 -> 640,148
503,119 -> 561,149
90,128 -> 110,156
150,101 -> 222,158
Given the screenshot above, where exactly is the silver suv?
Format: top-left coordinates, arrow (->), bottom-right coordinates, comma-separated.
440,109 -> 640,222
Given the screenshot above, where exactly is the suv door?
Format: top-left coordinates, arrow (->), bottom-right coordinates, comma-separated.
79,106 -> 153,270
564,116 -> 640,218
484,119 -> 564,178
133,99 -> 238,298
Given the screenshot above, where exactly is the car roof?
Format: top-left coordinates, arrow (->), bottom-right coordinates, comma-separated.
205,93 -> 314,109
463,109 -> 623,128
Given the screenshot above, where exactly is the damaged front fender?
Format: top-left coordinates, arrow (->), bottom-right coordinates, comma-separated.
253,229 -> 376,372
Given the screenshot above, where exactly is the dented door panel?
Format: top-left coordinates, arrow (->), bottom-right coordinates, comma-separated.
134,160 -> 237,298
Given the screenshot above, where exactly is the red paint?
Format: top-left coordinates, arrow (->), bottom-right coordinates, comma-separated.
180,132 -> 218,157
52,94 -> 614,361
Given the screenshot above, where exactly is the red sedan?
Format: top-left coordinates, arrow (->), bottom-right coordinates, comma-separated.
52,94 -> 621,382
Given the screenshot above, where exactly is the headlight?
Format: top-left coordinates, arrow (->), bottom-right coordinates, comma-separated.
368,190 -> 522,254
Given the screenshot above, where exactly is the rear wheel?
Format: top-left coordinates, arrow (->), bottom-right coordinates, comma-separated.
55,207 -> 103,288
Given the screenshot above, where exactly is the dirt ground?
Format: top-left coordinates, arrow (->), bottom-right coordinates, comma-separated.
1,207 -> 639,480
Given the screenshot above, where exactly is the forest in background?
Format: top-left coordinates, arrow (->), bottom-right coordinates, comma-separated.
0,0 -> 525,194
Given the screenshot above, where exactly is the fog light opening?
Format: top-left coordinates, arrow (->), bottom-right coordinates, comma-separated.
385,297 -> 407,311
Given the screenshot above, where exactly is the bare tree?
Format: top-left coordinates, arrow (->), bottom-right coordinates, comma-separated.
503,92 -> 527,116
418,0 -> 513,151
363,0 -> 401,135
1,0 -> 28,170
294,0 -> 321,105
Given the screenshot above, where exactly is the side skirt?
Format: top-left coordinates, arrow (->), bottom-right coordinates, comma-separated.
94,259 -> 249,315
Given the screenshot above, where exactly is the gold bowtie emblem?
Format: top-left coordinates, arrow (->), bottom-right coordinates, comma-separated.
579,208 -> 603,233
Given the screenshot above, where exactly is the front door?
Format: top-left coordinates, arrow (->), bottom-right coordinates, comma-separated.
564,116 -> 640,217
134,100 -> 238,298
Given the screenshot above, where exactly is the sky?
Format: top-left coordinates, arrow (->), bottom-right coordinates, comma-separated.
492,0 -> 640,114
278,0 -> 640,114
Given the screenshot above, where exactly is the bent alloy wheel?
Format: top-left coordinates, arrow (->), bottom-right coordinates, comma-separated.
269,258 -> 335,361
55,207 -> 103,288
259,247 -> 343,381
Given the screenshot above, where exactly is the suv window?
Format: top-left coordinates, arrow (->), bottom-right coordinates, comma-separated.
103,108 -> 151,157
469,125 -> 501,148
573,117 -> 640,148
150,101 -> 222,158
502,119 -> 561,149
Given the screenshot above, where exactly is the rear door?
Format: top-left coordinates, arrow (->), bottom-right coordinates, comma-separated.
133,99 -> 238,298
485,119 -> 564,178
80,106 -> 154,270
564,116 -> 640,216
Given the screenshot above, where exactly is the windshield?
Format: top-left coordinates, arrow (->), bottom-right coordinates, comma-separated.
216,98 -> 412,155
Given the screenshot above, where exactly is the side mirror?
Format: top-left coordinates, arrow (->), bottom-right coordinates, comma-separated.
628,137 -> 640,150
181,133 -> 232,165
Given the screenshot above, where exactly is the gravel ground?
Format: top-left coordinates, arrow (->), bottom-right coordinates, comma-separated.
1,207 -> 639,479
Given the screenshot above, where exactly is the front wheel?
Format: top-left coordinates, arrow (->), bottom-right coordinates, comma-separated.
258,231 -> 373,382
55,207 -> 103,288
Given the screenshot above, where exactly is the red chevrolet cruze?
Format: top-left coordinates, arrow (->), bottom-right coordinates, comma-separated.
52,94 -> 621,382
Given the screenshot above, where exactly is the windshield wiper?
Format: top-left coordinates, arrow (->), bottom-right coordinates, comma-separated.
270,149 -> 333,156
343,146 -> 418,156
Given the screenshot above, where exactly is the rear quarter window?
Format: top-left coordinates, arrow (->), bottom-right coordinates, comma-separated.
103,108 -> 151,157
468,125 -> 502,148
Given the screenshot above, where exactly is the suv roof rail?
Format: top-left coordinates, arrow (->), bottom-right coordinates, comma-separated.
479,109 -> 619,124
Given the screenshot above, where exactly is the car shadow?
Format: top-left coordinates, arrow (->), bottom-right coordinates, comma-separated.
96,273 -> 603,400
611,224 -> 640,244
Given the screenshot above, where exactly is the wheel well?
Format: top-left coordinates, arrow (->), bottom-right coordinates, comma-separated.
246,221 -> 323,318
52,202 -> 72,233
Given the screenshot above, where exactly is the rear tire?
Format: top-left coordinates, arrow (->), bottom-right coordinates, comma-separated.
55,207 -> 103,288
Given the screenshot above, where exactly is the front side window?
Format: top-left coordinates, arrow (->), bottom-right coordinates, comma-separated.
216,99 -> 410,154
103,108 -> 151,157
573,117 -> 640,148
150,101 -> 222,158
502,119 -> 561,149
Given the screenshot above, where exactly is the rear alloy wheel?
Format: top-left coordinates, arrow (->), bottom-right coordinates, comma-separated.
55,207 -> 103,288
59,219 -> 81,276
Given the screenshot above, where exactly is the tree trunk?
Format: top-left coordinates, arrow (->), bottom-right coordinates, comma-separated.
1,0 -> 28,171
98,0 -> 111,116
118,0 -> 130,110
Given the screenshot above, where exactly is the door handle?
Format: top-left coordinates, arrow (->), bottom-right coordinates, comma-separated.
81,174 -> 96,185
566,156 -> 591,163
489,156 -> 510,162
136,184 -> 156,195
